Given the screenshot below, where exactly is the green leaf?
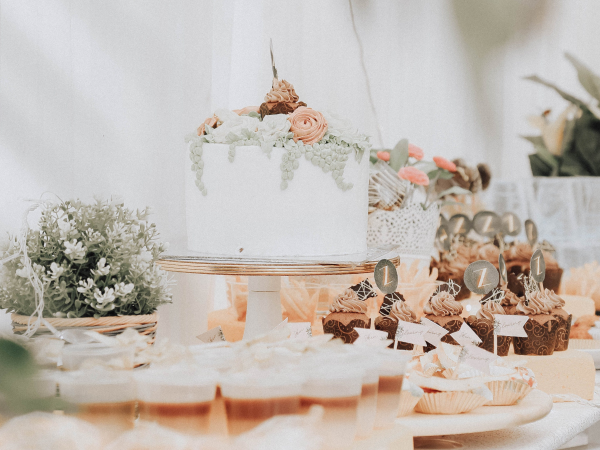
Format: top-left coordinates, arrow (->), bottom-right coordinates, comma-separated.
565,53 -> 600,103
414,161 -> 437,173
564,108 -> 600,176
560,119 -> 576,156
524,75 -> 587,109
427,169 -> 440,179
528,154 -> 554,176
437,186 -> 472,198
389,139 -> 409,172
437,170 -> 455,180
521,135 -> 545,147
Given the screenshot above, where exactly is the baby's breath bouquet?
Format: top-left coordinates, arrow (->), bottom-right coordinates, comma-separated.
0,199 -> 172,319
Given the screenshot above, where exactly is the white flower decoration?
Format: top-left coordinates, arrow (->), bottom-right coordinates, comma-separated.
256,114 -> 291,143
46,262 -> 64,281
207,109 -> 260,144
92,258 -> 110,277
77,278 -> 95,293
93,287 -> 116,305
114,282 -> 135,297
64,239 -> 87,260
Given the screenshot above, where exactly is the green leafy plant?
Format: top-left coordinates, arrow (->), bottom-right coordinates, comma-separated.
0,198 -> 172,319
524,53 -> 600,176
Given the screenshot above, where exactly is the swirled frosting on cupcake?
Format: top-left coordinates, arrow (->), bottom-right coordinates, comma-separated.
264,79 -> 300,103
500,287 -> 521,306
476,300 -> 505,320
477,243 -> 500,264
389,300 -> 417,322
507,242 -> 533,263
423,291 -> 463,316
544,289 -> 565,309
516,291 -> 552,315
329,289 -> 367,314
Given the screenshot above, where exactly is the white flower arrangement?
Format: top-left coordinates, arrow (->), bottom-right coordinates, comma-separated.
0,199 -> 172,319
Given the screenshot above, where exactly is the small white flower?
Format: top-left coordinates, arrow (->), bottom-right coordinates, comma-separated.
15,267 -> 29,278
64,239 -> 87,260
77,278 -> 95,293
92,258 -> 110,277
46,262 -> 64,280
256,114 -> 291,143
114,282 -> 135,297
93,287 -> 116,305
208,110 -> 260,143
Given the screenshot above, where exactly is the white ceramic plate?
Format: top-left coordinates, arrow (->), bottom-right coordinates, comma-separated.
396,389 -> 552,437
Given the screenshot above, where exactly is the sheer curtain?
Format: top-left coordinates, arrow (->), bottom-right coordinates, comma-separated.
1,0 -> 599,338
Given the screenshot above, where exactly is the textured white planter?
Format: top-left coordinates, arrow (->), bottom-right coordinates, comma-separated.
367,199 -> 440,262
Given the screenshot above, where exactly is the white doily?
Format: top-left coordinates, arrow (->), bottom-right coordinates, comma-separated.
367,200 -> 440,258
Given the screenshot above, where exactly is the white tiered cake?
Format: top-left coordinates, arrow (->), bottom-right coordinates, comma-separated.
185,78 -> 371,258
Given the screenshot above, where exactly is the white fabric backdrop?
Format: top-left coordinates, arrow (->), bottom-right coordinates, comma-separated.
2,0 -> 600,341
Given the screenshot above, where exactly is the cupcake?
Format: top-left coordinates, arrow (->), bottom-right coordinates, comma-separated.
543,250 -> 564,292
476,242 -> 501,268
422,289 -> 464,352
545,289 -> 571,352
431,242 -> 474,301
322,289 -> 370,344
513,289 -> 558,356
466,290 -> 512,356
506,272 -> 525,299
500,286 -> 521,315
375,295 -> 419,351
506,242 -> 563,292
483,367 -> 536,406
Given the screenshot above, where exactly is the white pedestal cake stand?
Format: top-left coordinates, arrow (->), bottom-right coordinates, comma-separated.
158,246 -> 399,340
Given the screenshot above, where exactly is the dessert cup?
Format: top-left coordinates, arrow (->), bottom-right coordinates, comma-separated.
59,370 -> 135,440
373,351 -> 410,429
220,371 -> 303,436
484,380 -> 532,406
301,367 -> 364,449
135,368 -> 218,435
356,365 -> 379,440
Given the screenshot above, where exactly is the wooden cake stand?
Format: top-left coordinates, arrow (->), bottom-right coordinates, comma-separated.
158,246 -> 399,339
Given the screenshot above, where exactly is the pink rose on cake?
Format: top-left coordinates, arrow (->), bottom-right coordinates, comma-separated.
289,107 -> 328,145
197,115 -> 218,136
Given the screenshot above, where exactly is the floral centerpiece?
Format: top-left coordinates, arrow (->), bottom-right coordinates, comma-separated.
367,140 -> 477,258
0,199 -> 171,335
188,78 -> 372,195
524,53 -> 600,176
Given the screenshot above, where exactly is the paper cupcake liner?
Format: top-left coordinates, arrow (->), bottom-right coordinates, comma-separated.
415,391 -> 488,415
569,339 -> 600,349
397,390 -> 420,417
484,380 -> 532,406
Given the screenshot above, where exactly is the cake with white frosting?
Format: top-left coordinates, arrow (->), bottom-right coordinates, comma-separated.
185,78 -> 371,258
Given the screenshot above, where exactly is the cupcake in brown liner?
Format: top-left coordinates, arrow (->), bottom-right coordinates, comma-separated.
322,289 -> 370,344
258,79 -> 307,118
375,295 -> 418,350
545,289 -> 571,351
513,290 -> 558,355
466,291 -> 511,356
543,251 -> 564,292
431,242 -> 474,301
422,289 -> 464,352
506,242 -> 563,292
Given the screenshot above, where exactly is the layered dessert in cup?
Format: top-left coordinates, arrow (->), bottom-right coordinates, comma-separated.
59,370 -> 135,439
373,350 -> 411,429
300,363 -> 364,449
220,371 -> 304,436
135,367 -> 218,435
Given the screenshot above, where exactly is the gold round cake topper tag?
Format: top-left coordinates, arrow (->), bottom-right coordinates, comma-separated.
499,254 -> 508,284
448,214 -> 472,237
525,219 -> 538,248
374,259 -> 398,295
501,212 -> 522,237
464,260 -> 499,296
530,249 -> 546,283
436,224 -> 451,252
472,211 -> 502,238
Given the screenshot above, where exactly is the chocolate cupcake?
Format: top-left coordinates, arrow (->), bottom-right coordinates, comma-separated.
375,295 -> 418,350
322,289 -> 370,344
543,252 -> 564,292
258,79 -> 307,118
513,290 -> 558,356
431,243 -> 474,301
507,272 -> 526,298
545,289 -> 571,352
422,290 -> 464,352
500,285 -> 521,315
466,291 -> 511,356
506,242 -> 563,292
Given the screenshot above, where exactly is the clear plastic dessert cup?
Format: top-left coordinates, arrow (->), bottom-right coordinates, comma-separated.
301,366 -> 364,450
135,367 -> 218,435
355,363 -> 380,439
220,371 -> 304,436
59,369 -> 135,440
373,350 -> 411,429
